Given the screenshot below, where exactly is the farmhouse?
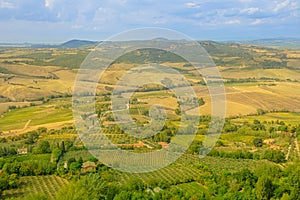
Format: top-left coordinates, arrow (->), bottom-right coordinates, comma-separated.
82,161 -> 96,173
270,145 -> 280,150
263,139 -> 275,145
116,141 -> 145,148
133,141 -> 144,148
158,142 -> 169,148
17,148 -> 28,155
63,161 -> 68,169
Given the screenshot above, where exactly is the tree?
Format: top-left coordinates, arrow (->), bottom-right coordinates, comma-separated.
114,191 -> 131,200
88,156 -> 98,162
2,162 -> 21,174
130,97 -> 138,104
78,157 -> 83,164
61,141 -> 66,153
278,125 -> 288,132
257,109 -> 266,115
263,150 -> 285,163
25,137 -> 35,145
56,174 -> 111,200
269,127 -> 276,133
35,141 -> 51,154
67,158 -> 76,166
0,138 -> 7,143
223,123 -> 238,133
198,97 -> 205,106
253,138 -> 263,147
189,140 -> 203,154
25,131 -> 39,144
254,119 -> 261,124
52,148 -> 62,163
23,193 -> 49,200
126,178 -> 144,191
234,168 -> 257,188
0,175 -> 9,191
287,164 -> 300,200
37,127 -> 47,134
175,107 -> 181,115
69,162 -> 81,171
280,193 -> 290,200
256,176 -> 273,200
0,173 -> 19,191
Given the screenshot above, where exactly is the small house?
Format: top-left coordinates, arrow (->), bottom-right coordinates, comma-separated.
63,161 -> 68,169
270,145 -> 280,150
263,139 -> 275,145
116,141 -> 145,148
158,142 -> 169,148
82,161 -> 96,173
17,148 -> 28,155
133,141 -> 144,148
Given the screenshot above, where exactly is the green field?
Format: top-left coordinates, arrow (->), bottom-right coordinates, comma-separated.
232,112 -> 300,125
0,40 -> 299,200
0,99 -> 72,132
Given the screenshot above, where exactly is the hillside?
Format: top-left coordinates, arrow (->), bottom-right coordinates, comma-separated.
0,40 -> 299,116
239,38 -> 300,49
30,39 -> 99,49
0,40 -> 299,200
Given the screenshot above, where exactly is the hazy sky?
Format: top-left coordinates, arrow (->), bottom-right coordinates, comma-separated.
0,0 -> 299,43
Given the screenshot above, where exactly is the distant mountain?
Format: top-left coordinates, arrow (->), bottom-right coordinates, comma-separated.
0,43 -> 31,47
1,38 -> 300,49
30,39 -> 99,48
238,38 -> 300,49
59,39 -> 99,48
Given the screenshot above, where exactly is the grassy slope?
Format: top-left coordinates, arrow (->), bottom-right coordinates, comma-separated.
0,99 -> 72,132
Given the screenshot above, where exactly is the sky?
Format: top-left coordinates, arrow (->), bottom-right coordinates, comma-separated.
0,0 -> 299,43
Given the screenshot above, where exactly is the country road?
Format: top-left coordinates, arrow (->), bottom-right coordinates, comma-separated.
22,119 -> 31,131
295,138 -> 300,159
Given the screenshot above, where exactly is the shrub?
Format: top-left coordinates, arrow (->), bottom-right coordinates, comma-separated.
263,150 -> 285,163
69,162 -> 81,171
253,138 -> 263,147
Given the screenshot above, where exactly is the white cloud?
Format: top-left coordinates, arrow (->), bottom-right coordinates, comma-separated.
0,1 -> 15,9
224,19 -> 241,25
185,2 -> 200,8
240,7 -> 260,14
153,19 -> 167,25
71,24 -> 83,29
237,0 -> 253,2
273,0 -> 290,12
45,0 -> 55,9
251,18 -> 265,25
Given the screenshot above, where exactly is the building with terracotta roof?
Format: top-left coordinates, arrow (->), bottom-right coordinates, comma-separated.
82,161 -> 96,173
17,148 -> 28,155
158,142 -> 169,148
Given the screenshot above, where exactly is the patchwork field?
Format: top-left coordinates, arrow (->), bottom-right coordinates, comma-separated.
1,39 -> 300,200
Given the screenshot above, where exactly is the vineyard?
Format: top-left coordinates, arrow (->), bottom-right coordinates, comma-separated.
173,182 -> 207,196
112,153 -> 277,185
2,175 -> 69,199
0,40 -> 300,199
